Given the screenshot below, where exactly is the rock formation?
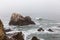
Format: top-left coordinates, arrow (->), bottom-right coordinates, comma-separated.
0,20 -> 10,40
10,32 -> 24,40
37,28 -> 44,31
9,13 -> 35,26
0,20 -> 6,40
48,29 -> 53,32
31,36 -> 39,40
0,19 -> 25,40
5,28 -> 12,32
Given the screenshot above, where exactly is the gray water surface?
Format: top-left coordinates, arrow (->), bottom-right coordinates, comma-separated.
5,18 -> 60,40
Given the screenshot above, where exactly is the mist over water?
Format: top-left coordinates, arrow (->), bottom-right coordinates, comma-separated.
0,0 -> 60,22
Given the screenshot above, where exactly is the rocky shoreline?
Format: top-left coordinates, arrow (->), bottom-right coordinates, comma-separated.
0,13 -> 40,40
0,13 -> 54,40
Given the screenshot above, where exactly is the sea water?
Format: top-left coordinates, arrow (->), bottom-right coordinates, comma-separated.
4,18 -> 60,40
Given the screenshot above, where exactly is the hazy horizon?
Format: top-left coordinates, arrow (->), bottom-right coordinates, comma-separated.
0,0 -> 60,22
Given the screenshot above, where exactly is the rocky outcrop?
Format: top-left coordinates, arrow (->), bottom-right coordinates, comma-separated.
3,36 -> 10,40
9,13 -> 35,26
37,28 -> 44,32
0,20 -> 5,40
10,32 -> 24,40
31,36 -> 39,40
48,29 -> 53,32
0,20 -> 10,40
0,20 -> 24,40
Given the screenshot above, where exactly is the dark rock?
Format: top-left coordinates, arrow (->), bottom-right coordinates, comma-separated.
3,36 -> 10,40
24,16 -> 35,25
5,29 -> 12,32
11,32 -> 24,40
9,38 -> 16,40
48,29 -> 53,32
31,36 -> 39,40
58,26 -> 60,27
9,13 -> 35,26
37,28 -> 44,31
24,16 -> 31,21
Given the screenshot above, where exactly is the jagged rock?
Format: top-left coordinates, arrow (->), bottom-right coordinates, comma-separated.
48,29 -> 53,32
0,20 -> 6,40
11,32 -> 24,40
31,36 -> 39,40
23,16 -> 35,25
9,38 -> 15,40
9,13 -> 35,26
0,20 -> 10,40
9,13 -> 24,25
3,36 -> 10,40
37,28 -> 44,31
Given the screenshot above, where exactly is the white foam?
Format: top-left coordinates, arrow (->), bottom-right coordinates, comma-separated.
6,31 -> 20,34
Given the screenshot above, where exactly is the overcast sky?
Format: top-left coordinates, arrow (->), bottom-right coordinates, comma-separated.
0,0 -> 60,22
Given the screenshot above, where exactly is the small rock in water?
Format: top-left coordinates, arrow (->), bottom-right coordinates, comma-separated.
37,28 -> 44,31
48,29 -> 53,32
0,20 -> 10,40
31,36 -> 39,40
5,28 -> 12,32
58,26 -> 60,27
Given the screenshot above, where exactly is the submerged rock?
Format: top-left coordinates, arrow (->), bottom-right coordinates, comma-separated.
31,36 -> 39,40
5,28 -> 12,32
9,13 -> 35,26
10,32 -> 24,40
37,28 -> 44,31
48,29 -> 53,32
58,26 -> 60,27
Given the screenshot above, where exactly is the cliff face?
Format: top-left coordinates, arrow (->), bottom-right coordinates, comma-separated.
0,20 -> 10,40
0,20 -> 6,40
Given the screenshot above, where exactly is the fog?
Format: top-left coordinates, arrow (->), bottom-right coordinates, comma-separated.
0,0 -> 60,22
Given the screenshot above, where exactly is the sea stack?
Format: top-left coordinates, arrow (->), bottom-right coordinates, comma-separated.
9,13 -> 35,26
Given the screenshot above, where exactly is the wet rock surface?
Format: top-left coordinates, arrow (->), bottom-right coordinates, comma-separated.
5,28 -> 12,32
48,29 -> 53,32
9,13 -> 35,26
6,31 -> 24,40
11,32 -> 24,40
31,36 -> 39,40
37,28 -> 44,31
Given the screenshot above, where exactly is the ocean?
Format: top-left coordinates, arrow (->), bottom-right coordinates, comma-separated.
3,17 -> 60,40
